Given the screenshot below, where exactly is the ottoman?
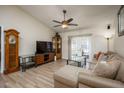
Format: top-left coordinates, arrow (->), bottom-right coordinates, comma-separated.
54,65 -> 90,88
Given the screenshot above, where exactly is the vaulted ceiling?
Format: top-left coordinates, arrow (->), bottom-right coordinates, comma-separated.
19,5 -> 120,32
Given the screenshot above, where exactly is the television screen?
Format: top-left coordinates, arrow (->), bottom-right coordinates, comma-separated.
46,42 -> 52,52
36,41 -> 52,54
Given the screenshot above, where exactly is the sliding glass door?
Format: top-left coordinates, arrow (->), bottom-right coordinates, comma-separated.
69,35 -> 92,61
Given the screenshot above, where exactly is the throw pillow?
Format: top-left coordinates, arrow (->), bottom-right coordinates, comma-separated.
98,53 -> 108,62
107,53 -> 117,62
93,59 -> 121,79
96,52 -> 101,60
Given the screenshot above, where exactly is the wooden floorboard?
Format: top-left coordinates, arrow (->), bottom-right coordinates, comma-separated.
0,59 -> 66,88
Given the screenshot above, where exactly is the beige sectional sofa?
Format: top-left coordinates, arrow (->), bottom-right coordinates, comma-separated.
54,53 -> 124,88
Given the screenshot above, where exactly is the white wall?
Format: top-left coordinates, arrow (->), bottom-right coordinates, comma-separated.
60,26 -> 115,59
0,6 -> 55,73
115,35 -> 124,57
114,17 -> 124,57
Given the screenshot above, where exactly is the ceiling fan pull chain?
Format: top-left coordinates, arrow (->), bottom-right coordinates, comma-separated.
64,13 -> 65,20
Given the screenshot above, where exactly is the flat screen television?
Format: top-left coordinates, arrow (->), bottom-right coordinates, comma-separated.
36,41 -> 53,54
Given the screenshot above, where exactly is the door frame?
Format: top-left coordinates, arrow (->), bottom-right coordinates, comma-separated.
0,26 -> 5,73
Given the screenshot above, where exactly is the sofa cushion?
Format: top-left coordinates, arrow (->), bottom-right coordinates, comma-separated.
78,72 -> 124,88
79,83 -> 90,88
104,53 -> 124,82
115,56 -> 124,82
54,65 -> 91,88
107,53 -> 118,62
93,59 -> 121,79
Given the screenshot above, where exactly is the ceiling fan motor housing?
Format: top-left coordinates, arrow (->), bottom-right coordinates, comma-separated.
63,10 -> 66,14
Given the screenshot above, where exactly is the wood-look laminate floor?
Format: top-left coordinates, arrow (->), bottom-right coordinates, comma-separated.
0,59 -> 66,88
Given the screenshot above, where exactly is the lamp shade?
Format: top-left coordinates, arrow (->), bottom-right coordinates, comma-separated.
104,33 -> 112,39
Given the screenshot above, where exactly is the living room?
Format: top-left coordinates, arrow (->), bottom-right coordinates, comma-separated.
0,3 -> 124,89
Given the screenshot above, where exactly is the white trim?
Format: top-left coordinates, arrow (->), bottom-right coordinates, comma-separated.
1,26 -> 4,73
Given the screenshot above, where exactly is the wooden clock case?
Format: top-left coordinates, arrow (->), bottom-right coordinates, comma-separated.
4,29 -> 20,74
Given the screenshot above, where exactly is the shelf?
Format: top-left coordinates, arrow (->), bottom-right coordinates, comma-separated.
35,53 -> 54,65
52,33 -> 62,60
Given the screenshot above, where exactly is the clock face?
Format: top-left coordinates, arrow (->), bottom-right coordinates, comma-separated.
9,35 -> 16,44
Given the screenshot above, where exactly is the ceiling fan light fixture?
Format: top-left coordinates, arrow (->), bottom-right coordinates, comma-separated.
62,24 -> 68,29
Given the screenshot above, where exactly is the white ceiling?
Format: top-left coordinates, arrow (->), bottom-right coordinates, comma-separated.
19,5 -> 120,32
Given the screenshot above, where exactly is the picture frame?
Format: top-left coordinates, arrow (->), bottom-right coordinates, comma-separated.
118,5 -> 124,36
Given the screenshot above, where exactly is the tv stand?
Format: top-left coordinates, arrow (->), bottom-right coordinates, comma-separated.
35,53 -> 54,66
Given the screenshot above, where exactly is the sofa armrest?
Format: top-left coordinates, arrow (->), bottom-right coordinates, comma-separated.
78,72 -> 124,88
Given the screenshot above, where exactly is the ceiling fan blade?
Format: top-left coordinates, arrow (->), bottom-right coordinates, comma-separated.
67,18 -> 73,23
53,20 -> 61,24
68,23 -> 78,26
53,25 -> 61,27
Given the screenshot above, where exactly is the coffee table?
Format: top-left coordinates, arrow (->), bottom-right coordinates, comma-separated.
67,55 -> 96,70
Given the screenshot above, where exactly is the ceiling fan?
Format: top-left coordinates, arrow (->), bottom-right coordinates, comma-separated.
53,10 -> 78,29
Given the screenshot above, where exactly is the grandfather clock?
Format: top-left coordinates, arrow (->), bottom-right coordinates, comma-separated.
4,29 -> 19,74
